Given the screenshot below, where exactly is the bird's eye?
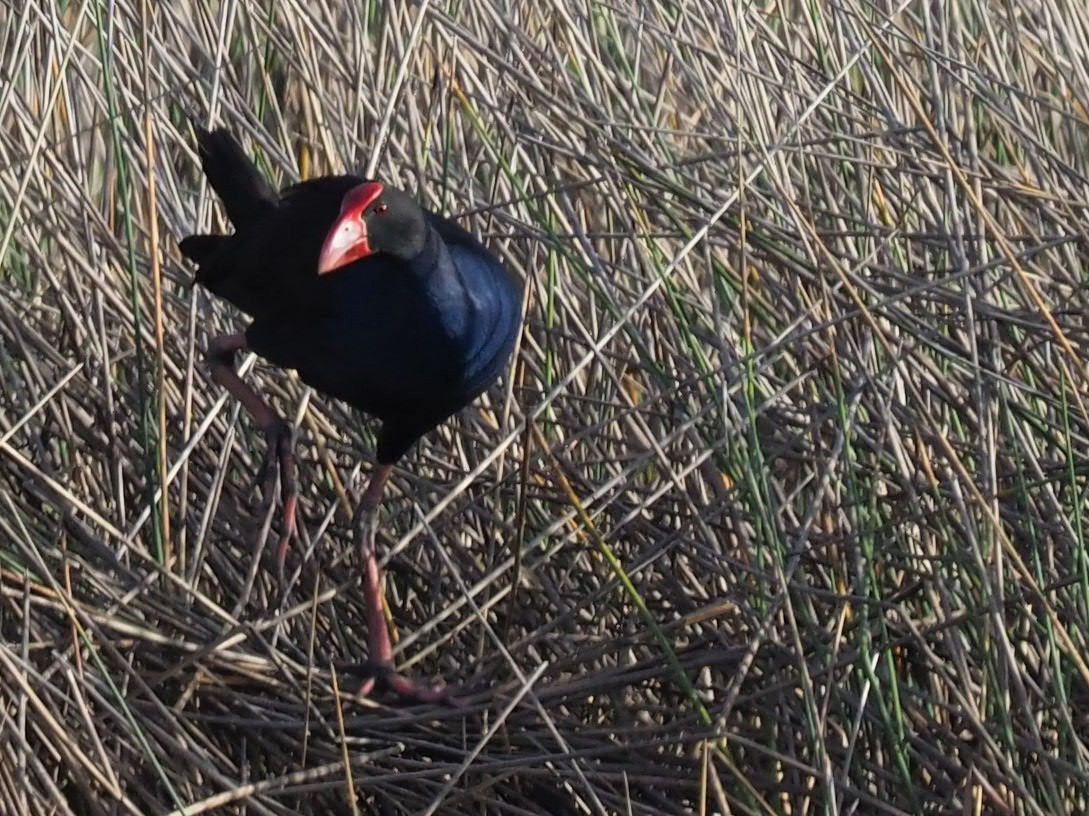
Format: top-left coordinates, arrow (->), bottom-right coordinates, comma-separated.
375,203 -> 389,215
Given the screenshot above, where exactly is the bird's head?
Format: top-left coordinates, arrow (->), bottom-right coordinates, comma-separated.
317,181 -> 427,274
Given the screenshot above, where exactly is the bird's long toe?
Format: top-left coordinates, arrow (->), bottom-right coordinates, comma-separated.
256,419 -> 299,576
352,660 -> 461,707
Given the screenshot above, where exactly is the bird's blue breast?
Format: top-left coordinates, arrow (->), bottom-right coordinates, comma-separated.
443,242 -> 522,401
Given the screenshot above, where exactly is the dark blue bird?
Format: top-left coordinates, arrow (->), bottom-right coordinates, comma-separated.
179,126 -> 522,704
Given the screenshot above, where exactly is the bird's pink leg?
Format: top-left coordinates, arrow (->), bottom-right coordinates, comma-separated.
354,465 -> 458,705
207,333 -> 298,578
357,465 -> 393,665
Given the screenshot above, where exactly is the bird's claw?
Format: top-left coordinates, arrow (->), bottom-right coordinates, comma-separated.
351,659 -> 462,707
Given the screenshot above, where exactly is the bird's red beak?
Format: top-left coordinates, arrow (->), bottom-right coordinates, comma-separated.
317,182 -> 385,274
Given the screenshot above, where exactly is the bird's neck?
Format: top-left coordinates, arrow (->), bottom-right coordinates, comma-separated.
395,224 -> 444,278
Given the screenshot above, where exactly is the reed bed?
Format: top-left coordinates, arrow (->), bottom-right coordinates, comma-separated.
2,1 -> 1089,813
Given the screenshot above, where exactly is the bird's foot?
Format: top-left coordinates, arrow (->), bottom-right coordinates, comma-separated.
351,659 -> 462,707
254,419 -> 298,578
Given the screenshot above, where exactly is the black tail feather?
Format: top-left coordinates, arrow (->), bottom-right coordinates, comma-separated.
191,126 -> 277,229
178,234 -> 226,264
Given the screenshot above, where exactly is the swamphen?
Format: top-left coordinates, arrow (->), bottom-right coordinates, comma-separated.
179,126 -> 522,704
